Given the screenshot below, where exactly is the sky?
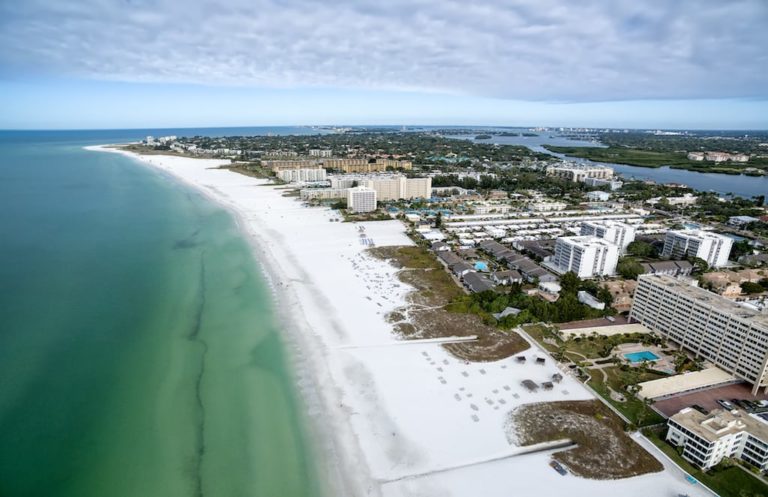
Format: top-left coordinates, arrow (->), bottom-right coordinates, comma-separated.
1,0 -> 767,130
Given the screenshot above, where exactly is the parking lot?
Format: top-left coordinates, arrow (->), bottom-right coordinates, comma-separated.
654,382 -> 768,418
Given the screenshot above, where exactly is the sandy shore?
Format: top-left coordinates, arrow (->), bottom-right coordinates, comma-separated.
86,145 -> 715,497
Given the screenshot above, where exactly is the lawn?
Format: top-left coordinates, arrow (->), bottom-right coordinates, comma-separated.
587,368 -> 666,427
646,429 -> 768,497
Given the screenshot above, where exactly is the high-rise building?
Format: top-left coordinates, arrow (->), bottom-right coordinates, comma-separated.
347,186 -> 377,213
580,220 -> 636,253
629,274 -> 768,394
551,236 -> 619,277
662,230 -> 733,267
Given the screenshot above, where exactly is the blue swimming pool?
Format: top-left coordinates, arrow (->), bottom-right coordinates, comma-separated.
624,351 -> 660,363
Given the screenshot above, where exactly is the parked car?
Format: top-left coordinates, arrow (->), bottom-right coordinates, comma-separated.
717,399 -> 736,410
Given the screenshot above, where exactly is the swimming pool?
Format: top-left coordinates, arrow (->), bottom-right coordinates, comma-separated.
624,351 -> 660,363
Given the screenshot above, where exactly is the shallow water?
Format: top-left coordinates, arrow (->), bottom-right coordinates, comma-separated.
0,133 -> 318,497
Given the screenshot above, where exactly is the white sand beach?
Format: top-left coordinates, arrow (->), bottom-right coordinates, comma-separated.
86,146 -> 715,497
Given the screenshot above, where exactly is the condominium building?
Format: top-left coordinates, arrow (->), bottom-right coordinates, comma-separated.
347,186 -> 377,213
551,236 -> 619,277
584,177 -> 623,190
263,159 -> 321,171
309,149 -> 332,158
277,168 -> 327,183
666,407 -> 768,472
546,164 -> 614,183
580,220 -> 636,252
662,230 -> 733,267
299,188 -> 347,201
629,274 -> 768,394
323,158 -> 412,173
329,174 -> 431,201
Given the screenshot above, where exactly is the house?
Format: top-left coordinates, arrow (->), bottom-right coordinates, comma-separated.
463,272 -> 495,293
492,270 -> 523,285
640,260 -> 693,276
431,241 -> 451,252
450,262 -> 474,278
437,251 -> 462,266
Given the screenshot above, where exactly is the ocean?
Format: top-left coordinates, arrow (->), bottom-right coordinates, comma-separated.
0,129 -> 320,497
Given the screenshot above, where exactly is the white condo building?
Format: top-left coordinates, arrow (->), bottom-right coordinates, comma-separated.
580,220 -> 636,253
330,174 -> 431,201
630,274 -> 768,394
347,186 -> 377,213
662,230 -> 733,267
277,168 -> 327,183
546,164 -> 614,183
667,407 -> 768,472
551,236 -> 619,277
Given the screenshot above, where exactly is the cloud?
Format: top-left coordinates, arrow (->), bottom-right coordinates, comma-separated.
1,0 -> 766,101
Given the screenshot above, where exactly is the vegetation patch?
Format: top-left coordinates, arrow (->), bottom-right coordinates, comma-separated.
369,246 -> 529,361
507,400 -> 663,479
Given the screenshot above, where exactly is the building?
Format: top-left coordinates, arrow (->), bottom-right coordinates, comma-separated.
347,186 -> 377,213
546,164 -> 614,182
463,272 -> 495,293
329,174 -> 431,201
666,407 -> 768,472
687,152 -> 705,161
551,236 -> 619,278
323,158 -> 412,173
629,274 -> 768,394
277,168 -> 327,183
309,149 -> 332,158
299,188 -> 348,201
580,220 -> 636,252
584,177 -> 624,190
640,260 -> 693,277
586,191 -> 611,202
263,159 -> 321,170
527,201 -> 568,212
647,193 -> 698,207
662,230 -> 733,267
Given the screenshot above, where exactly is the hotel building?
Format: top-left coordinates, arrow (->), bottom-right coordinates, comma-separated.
666,407 -> 768,472
662,230 -> 733,268
330,174 -> 431,201
277,168 -> 327,183
630,274 -> 768,394
551,236 -> 619,278
580,220 -> 636,252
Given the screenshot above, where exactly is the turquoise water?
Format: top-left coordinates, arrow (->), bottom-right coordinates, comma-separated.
624,351 -> 660,363
0,132 -> 319,497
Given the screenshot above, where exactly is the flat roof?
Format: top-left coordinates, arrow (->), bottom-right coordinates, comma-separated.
638,367 -> 735,400
638,274 -> 768,329
671,407 -> 768,443
559,323 -> 651,338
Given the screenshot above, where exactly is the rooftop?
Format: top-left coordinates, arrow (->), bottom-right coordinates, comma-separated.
638,274 -> 768,329
671,407 -> 768,444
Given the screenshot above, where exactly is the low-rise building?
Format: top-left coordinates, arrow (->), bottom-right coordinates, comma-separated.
667,407 -> 768,472
463,272 -> 495,293
277,168 -> 327,182
546,164 -> 614,182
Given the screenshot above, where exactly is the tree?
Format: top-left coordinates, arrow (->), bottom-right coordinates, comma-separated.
626,240 -> 657,258
741,281 -> 765,294
689,257 -> 709,273
597,286 -> 614,306
559,272 -> 581,294
617,257 -> 644,280
434,211 -> 443,229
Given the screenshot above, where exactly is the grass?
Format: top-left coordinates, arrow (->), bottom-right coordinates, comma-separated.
370,245 -> 529,361
510,400 -> 663,479
646,428 -> 768,497
586,368 -> 666,427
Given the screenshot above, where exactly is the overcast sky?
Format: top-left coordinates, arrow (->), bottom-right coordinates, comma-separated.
1,0 -> 767,129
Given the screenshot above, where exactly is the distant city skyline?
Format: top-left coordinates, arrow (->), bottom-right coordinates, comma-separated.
1,0 -> 767,129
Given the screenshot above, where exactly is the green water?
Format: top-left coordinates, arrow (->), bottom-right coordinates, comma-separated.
0,134 -> 318,497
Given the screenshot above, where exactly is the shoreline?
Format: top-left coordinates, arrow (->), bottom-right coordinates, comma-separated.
86,144 -> 716,497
